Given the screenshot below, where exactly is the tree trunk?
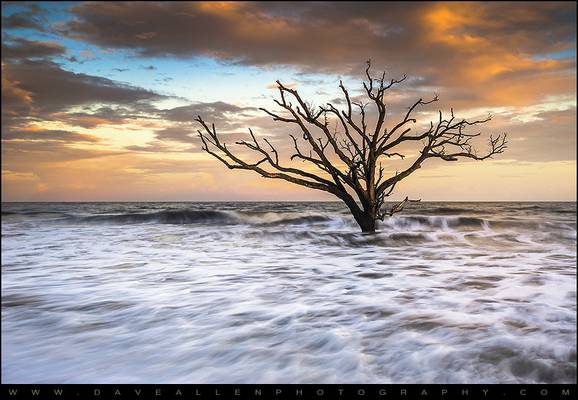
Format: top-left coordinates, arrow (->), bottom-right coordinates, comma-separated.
359,216 -> 376,233
340,195 -> 377,233
352,209 -> 376,233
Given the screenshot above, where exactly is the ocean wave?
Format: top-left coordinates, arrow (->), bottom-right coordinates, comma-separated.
66,209 -> 336,227
2,210 -> 66,216
54,209 -> 576,236
68,209 -> 493,230
423,207 -> 486,215
379,215 -> 487,230
261,214 -> 334,226
74,209 -> 239,225
5,205 -> 575,241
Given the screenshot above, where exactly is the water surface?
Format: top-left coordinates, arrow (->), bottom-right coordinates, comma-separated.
1,202 -> 576,383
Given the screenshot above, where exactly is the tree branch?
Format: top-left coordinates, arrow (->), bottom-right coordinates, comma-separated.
195,61 -> 508,232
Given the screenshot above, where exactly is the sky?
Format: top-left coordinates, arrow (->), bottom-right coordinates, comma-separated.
1,1 -> 576,202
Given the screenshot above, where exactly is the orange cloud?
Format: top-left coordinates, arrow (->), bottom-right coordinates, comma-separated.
1,67 -> 34,116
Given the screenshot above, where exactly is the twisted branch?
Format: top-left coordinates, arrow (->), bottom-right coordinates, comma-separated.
196,60 -> 507,232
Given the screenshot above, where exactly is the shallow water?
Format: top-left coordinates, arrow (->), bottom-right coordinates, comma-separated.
1,201 -> 576,383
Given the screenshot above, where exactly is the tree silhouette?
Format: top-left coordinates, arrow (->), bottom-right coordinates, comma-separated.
196,61 -> 507,232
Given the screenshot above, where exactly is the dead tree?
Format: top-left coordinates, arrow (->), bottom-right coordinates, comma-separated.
196,61 -> 507,233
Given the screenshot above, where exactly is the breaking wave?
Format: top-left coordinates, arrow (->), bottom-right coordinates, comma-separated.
75,209 -> 239,225
66,209 -> 337,227
46,209 -> 571,235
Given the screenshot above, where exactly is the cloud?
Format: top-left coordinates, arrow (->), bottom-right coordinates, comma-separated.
1,65 -> 35,117
62,2 -> 575,71
1,34 -> 174,180
3,59 -> 165,115
50,106 -> 135,128
56,1 -> 576,114
0,34 -> 255,160
1,3 -> 47,32
1,54 -> 170,169
127,105 -> 252,153
124,142 -> 181,153
154,126 -> 196,143
163,101 -> 255,124
2,127 -> 100,143
1,140 -> 122,163
1,37 -> 66,61
1,52 -> 168,142
489,109 -> 576,162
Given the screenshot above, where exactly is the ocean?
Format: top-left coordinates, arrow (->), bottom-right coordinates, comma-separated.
1,201 -> 576,383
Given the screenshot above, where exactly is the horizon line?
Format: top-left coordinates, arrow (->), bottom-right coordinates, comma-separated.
2,200 -> 577,204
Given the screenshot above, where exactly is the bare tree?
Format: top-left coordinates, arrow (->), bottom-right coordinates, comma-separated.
196,61 -> 507,233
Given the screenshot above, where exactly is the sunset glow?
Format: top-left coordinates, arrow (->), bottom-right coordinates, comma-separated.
2,1 -> 576,201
